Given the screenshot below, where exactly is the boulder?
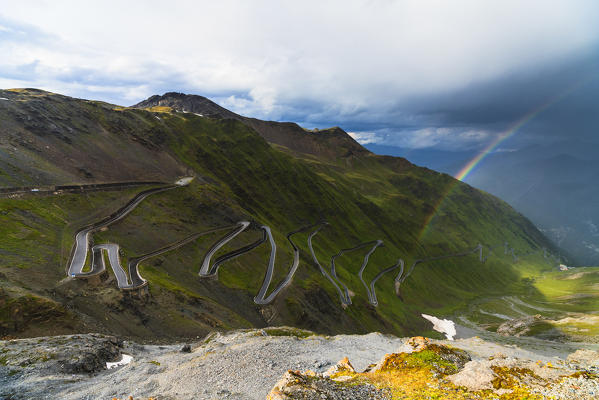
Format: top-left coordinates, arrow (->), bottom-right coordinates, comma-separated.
62,335 -> 122,373
496,314 -> 544,337
406,336 -> 430,351
323,356 -> 355,377
180,344 -> 192,353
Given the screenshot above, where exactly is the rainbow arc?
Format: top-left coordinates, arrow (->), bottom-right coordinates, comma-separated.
418,73 -> 596,241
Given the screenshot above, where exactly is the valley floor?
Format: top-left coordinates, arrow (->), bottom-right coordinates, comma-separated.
459,266 -> 599,344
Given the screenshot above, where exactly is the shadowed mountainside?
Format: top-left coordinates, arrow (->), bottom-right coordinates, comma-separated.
465,144 -> 599,266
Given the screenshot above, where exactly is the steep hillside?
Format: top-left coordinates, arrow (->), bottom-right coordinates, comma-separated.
0,89 -> 557,341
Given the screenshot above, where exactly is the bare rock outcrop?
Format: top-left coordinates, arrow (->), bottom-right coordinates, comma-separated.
267,338 -> 473,399
496,314 -> 545,337
322,356 -> 355,377
266,369 -> 390,400
0,333 -> 122,374
268,336 -> 599,399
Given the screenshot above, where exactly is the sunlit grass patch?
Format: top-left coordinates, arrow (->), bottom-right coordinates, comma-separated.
145,106 -> 173,113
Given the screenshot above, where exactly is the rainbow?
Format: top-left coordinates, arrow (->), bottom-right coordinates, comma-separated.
417,74 -> 595,241
455,76 -> 594,181
456,103 -> 553,181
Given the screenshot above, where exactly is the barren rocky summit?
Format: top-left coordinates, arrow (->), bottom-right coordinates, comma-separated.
1,327 -> 599,399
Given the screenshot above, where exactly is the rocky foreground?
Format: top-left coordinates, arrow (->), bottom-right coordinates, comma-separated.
1,328 -> 598,399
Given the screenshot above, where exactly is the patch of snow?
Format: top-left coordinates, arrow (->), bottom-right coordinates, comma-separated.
422,314 -> 456,340
175,176 -> 194,186
106,354 -> 132,369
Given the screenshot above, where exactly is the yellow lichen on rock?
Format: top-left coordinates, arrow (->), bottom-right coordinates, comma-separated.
264,338 -> 590,399
406,336 -> 430,351
323,356 -> 356,377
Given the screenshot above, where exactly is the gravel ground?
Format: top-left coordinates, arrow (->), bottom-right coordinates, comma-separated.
536,375 -> 599,399
1,327 -> 599,400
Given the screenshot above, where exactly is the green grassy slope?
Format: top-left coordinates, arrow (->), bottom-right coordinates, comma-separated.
0,89 -> 558,340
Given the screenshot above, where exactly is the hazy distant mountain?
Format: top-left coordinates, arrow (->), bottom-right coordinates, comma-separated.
364,144 -> 470,174
464,141 -> 599,266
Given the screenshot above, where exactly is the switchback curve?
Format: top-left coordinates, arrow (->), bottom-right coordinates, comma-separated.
254,222 -> 327,305
66,185 -> 554,307
67,184 -> 181,282
330,240 -> 384,306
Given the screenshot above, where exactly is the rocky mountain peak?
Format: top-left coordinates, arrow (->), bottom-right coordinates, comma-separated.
133,92 -> 370,160
133,92 -> 240,119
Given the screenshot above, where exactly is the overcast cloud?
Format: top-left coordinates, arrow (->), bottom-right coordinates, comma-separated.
1,0 -> 598,150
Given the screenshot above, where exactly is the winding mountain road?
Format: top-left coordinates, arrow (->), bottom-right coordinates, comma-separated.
254,223 -> 326,305
199,222 -> 252,277
307,223 -> 351,305
128,226 -> 248,288
95,244 -> 130,287
328,240 -> 384,306
369,258 -> 404,306
207,229 -> 268,276
65,183 -> 554,306
481,244 -> 500,263
67,184 -> 182,286
394,244 -> 483,297
357,240 -> 385,306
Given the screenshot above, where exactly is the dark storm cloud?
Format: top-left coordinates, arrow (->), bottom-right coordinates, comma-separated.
1,1 -> 598,150
311,50 -> 599,150
409,50 -> 599,132
372,50 -> 599,149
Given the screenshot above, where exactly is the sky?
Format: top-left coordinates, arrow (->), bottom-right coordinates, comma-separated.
1,0 -> 598,153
